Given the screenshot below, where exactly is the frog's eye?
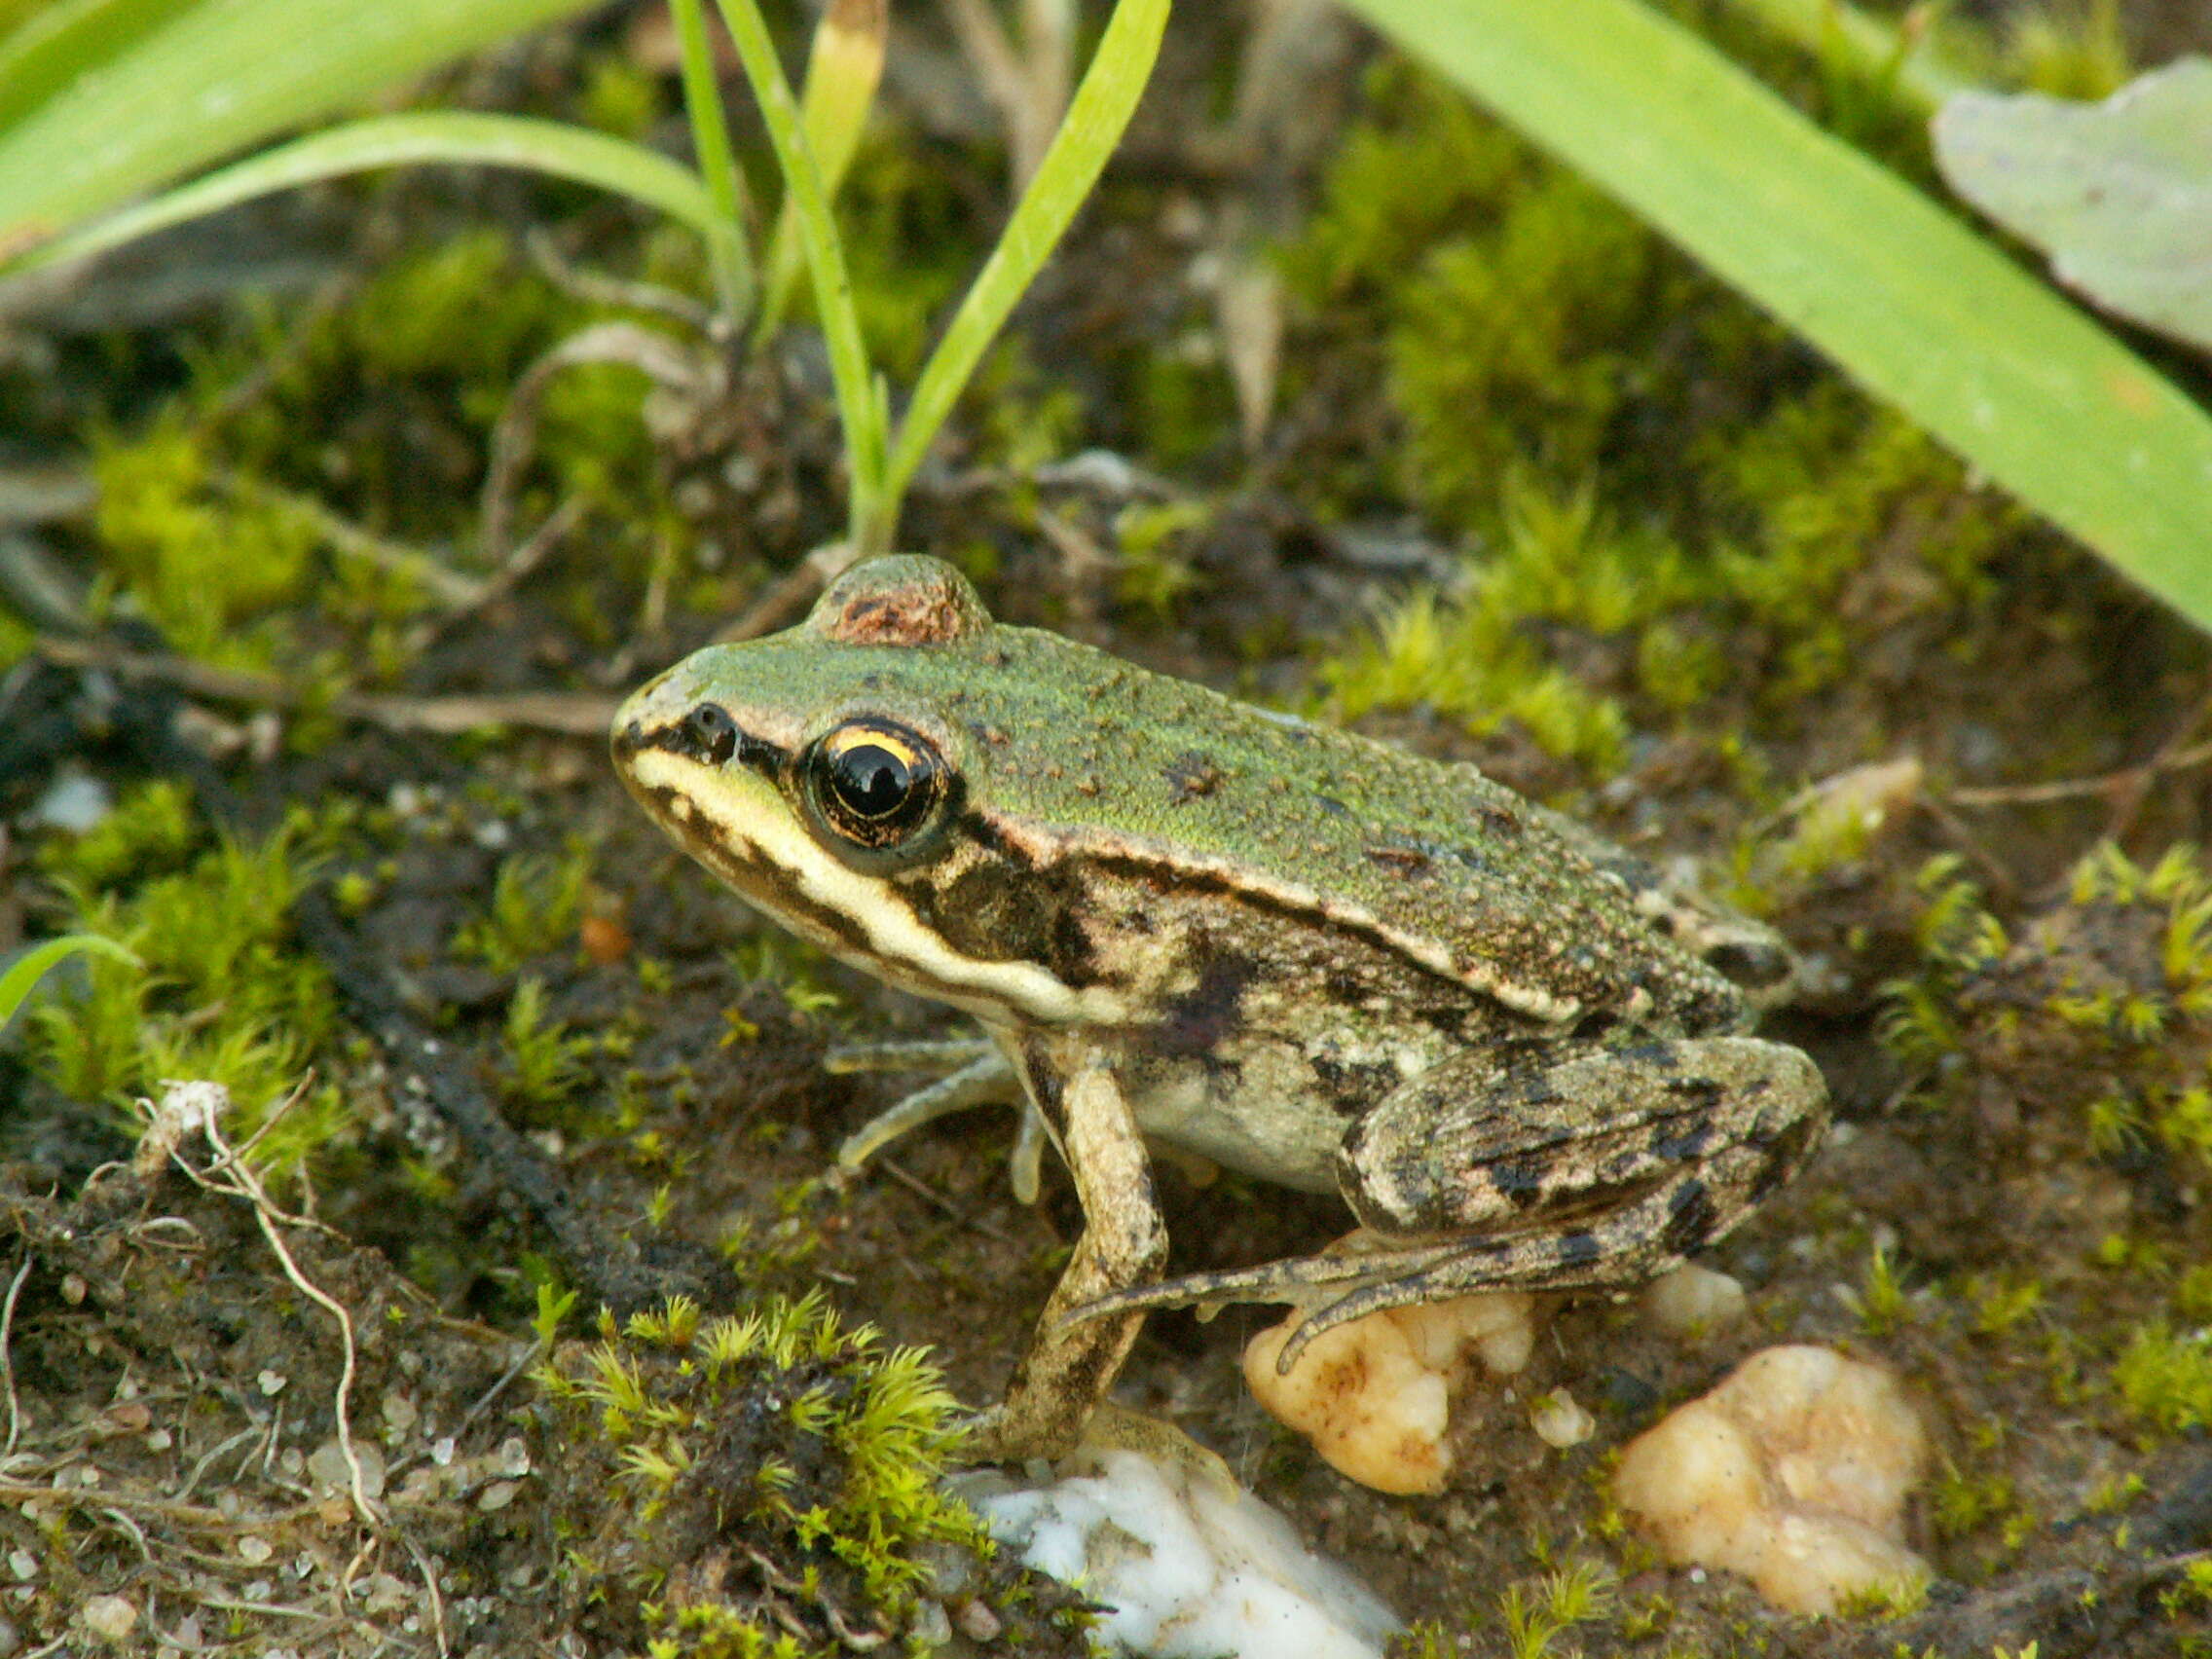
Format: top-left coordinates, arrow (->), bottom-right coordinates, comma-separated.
800,719 -> 950,858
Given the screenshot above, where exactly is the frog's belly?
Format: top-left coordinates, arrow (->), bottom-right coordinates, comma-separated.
1118,1046 -> 1363,1197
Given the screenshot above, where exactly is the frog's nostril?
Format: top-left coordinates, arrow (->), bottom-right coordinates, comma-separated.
679,702 -> 740,766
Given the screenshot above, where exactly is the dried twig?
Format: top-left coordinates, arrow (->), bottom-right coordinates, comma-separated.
1,1255 -> 30,1457
158,1085 -> 382,1529
35,634 -> 616,736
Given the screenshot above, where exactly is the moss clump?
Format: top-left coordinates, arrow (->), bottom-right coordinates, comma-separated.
35,777 -> 199,890
25,813 -> 346,1170
1885,845 -> 2212,1168
538,1294 -> 1090,1657
1884,842 -> 2212,1441
454,845 -> 594,974
1287,63 -> 2012,772
91,414 -> 323,670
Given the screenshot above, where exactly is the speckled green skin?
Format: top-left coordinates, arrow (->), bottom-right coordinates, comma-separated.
613,557 -> 1827,1459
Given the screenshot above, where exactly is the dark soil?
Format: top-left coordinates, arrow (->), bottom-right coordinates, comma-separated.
4,2 -> 2211,1655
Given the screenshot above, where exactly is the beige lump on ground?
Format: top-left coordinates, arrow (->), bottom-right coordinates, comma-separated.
1239,1233 -> 1539,1494
1613,1344 -> 1931,1614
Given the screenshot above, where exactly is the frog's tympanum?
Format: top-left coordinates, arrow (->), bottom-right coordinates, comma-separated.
612,557 -> 1827,1459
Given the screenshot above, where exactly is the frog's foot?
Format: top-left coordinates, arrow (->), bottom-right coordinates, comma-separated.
830,1045 -> 1050,1203
1060,1160 -> 1771,1377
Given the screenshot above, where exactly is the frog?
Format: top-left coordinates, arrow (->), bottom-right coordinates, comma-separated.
610,555 -> 1828,1460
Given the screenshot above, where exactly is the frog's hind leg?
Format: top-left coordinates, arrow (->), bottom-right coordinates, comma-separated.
1061,1036 -> 1825,1374
829,1040 -> 1049,1202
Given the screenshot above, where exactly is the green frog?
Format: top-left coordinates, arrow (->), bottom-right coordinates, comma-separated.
611,556 -> 1827,1459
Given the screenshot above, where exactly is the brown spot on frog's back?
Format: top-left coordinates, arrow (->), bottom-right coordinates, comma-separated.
1163,751 -> 1224,803
808,555 -> 992,647
1365,843 -> 1433,878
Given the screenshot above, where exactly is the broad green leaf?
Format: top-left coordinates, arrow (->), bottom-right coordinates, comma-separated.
1936,57 -> 2212,356
0,0 -> 598,255
0,933 -> 136,1030
1340,0 -> 2212,633
13,112 -> 722,276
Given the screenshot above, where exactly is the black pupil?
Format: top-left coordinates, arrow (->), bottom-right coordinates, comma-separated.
832,744 -> 910,819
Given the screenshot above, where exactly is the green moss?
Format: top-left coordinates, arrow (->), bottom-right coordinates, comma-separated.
455,846 -> 593,975
2110,1323 -> 2212,1436
830,125 -> 977,379
1884,841 -> 2212,1452
578,51 -> 665,140
501,977 -> 596,1121
2005,0 -> 2131,97
91,414 -> 319,669
36,778 -> 200,889
1847,1242 -> 1913,1337
969,339 -> 1087,479
28,818 -> 340,1168
1319,479 -> 1680,770
1114,498 -> 1212,617
1282,55 -> 2016,777
1387,178 -> 1663,524
539,1294 -> 1089,1656
1693,383 -> 2009,701
1497,1562 -> 1614,1659
0,604 -> 32,669
1886,844 -> 2212,1180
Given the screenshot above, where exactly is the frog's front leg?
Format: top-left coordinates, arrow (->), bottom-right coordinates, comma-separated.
967,1034 -> 1166,1460
827,1038 -> 1049,1202
1068,1037 -> 1825,1374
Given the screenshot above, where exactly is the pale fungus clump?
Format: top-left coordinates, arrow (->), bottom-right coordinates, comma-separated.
1242,1285 -> 1536,1495
1613,1345 -> 1931,1615
969,1447 -> 1403,1659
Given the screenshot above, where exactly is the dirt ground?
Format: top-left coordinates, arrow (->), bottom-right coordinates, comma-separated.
4,2 -> 2212,1655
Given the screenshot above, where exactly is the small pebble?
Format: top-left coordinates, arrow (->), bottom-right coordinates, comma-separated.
1529,1388 -> 1596,1450
1643,1264 -> 1750,1337
953,1597 -> 1003,1641
81,1594 -> 136,1641
478,1480 -> 520,1512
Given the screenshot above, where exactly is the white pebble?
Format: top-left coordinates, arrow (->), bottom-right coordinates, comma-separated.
81,1595 -> 136,1641
1529,1388 -> 1595,1449
1641,1264 -> 1749,1337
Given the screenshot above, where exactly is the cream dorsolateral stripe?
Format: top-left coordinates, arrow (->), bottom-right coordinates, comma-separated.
626,745 -> 1128,1028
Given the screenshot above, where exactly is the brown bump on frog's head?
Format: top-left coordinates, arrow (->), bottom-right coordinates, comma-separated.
808,554 -> 992,648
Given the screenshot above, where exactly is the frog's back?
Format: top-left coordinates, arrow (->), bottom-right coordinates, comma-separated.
900,618 -> 1746,1036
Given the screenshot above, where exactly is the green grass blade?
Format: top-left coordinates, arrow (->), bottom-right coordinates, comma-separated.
669,0 -> 755,320
9,112 -> 719,276
1341,0 -> 2212,632
884,0 -> 1168,537
0,934 -> 136,1031
758,0 -> 888,340
0,0 -> 183,134
0,0 -> 597,251
715,0 -> 886,550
